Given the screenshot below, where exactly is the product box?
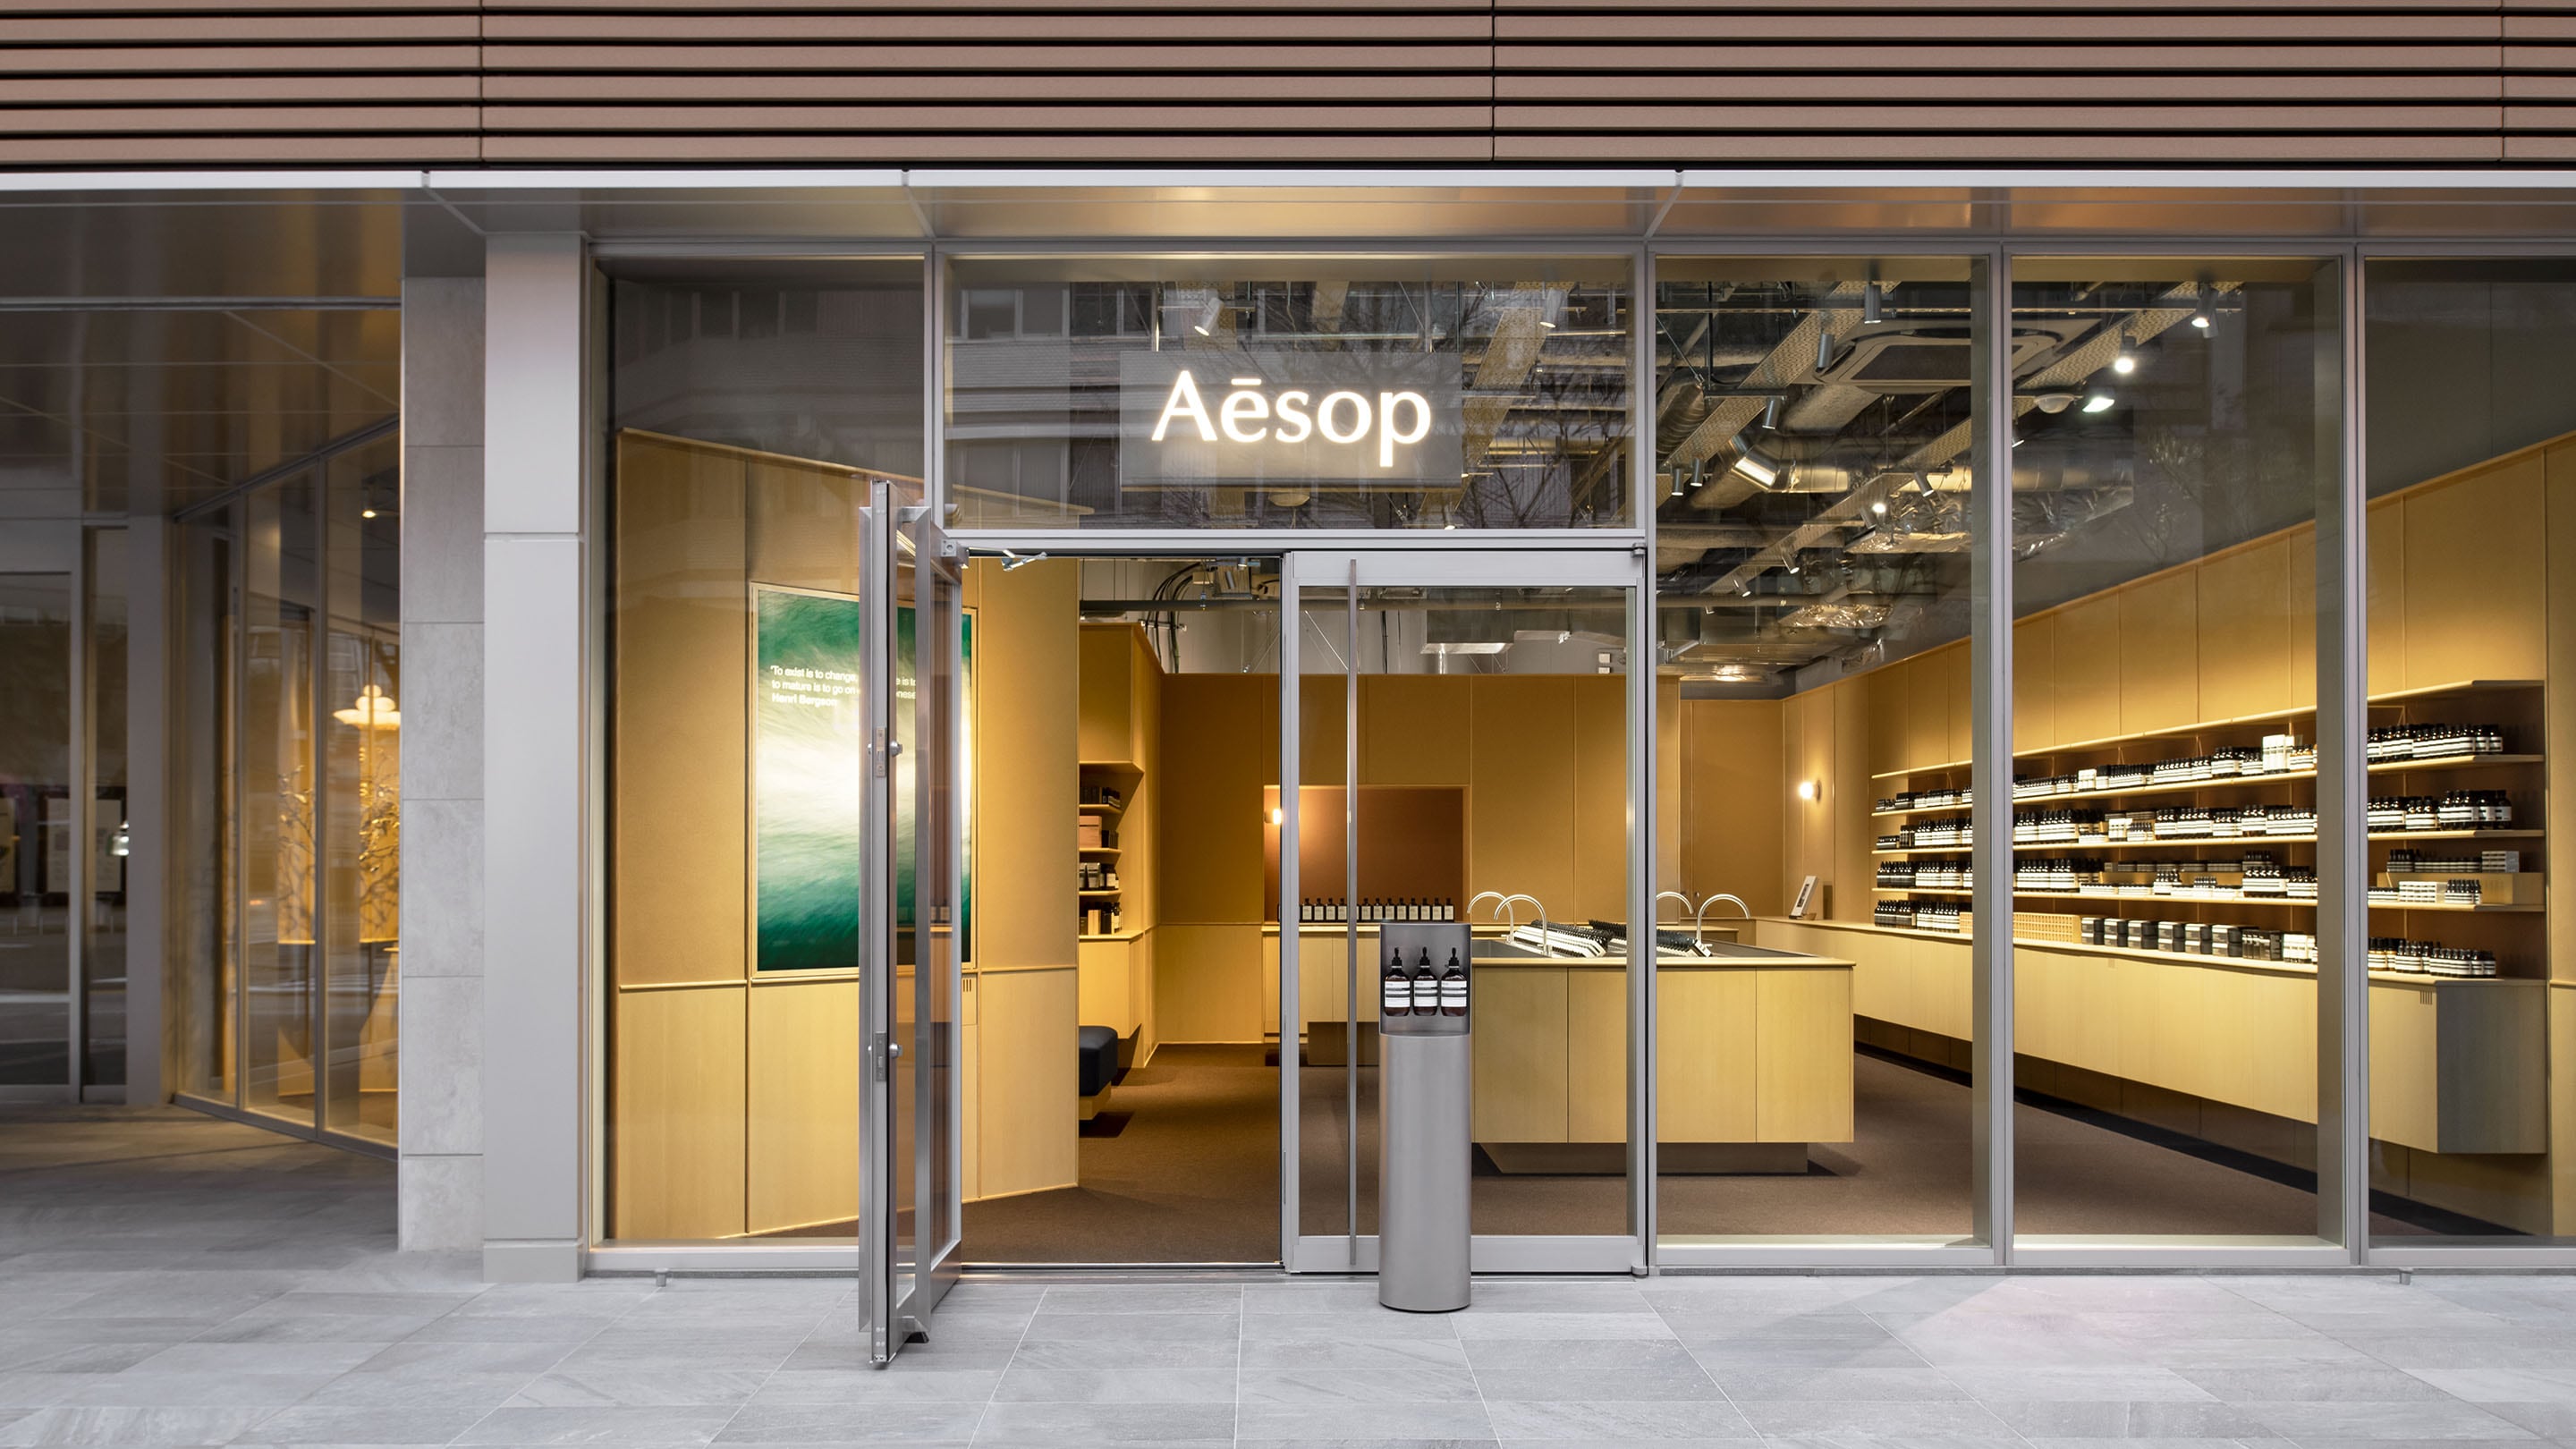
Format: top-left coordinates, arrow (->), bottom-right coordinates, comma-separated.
2379,871 -> 2538,905
1077,819 -> 1105,850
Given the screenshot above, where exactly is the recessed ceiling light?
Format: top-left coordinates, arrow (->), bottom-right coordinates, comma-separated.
361,508 -> 378,519
2082,394 -> 2115,414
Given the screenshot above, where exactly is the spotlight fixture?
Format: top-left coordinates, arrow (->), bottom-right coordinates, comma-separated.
2190,299 -> 2214,331
1760,394 -> 1783,430
1870,499 -> 1888,515
360,508 -> 378,519
1814,328 -> 1836,375
2082,394 -> 2115,414
1861,283 -> 1884,326
1729,439 -> 1785,490
2031,391 -> 2077,414
2112,351 -> 2137,375
1796,779 -> 1820,801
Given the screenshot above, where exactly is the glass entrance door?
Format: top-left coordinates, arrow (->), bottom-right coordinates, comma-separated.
845,483 -> 965,1365
1278,549 -> 1646,1275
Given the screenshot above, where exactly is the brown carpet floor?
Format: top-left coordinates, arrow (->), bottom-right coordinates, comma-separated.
957,1045 -> 2440,1263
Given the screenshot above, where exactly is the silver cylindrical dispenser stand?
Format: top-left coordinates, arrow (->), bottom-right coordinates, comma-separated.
1377,920 -> 1471,1312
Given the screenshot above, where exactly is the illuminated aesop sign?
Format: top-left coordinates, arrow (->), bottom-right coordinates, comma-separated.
1151,369 -> 1433,470
1118,351 -> 1464,489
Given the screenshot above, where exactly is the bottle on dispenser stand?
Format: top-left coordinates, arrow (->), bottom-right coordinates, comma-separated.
1411,948 -> 1440,1015
1380,946 -> 1411,1018
1439,948 -> 1468,1017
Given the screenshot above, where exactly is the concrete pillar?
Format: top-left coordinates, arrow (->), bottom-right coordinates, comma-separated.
479,233 -> 588,1283
397,271 -> 488,1251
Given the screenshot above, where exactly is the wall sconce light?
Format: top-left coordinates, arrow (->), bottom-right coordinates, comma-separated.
1267,806 -> 1284,826
1796,780 -> 1819,801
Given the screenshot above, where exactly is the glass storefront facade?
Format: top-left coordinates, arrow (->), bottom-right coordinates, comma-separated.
578,237 -> 2576,1267
171,432 -> 403,1149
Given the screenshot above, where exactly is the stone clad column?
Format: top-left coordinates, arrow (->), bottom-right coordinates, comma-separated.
479,233 -> 589,1283
397,268 -> 487,1251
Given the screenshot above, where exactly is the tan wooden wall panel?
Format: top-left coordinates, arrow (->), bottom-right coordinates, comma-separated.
4,4 -> 2567,169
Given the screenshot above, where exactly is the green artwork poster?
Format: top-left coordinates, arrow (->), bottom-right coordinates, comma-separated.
753,585 -> 866,971
893,606 -> 974,965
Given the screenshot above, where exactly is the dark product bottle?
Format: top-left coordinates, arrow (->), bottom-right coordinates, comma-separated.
1380,946 -> 1411,1017
1439,949 -> 1468,1017
1410,948 -> 1439,1015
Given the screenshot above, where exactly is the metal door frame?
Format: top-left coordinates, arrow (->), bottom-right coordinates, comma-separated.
1277,546 -> 1649,1276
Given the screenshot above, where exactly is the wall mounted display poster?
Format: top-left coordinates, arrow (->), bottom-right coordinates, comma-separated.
894,605 -> 975,965
752,583 -> 867,972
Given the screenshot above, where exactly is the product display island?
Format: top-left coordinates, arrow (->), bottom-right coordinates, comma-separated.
1275,922 -> 1856,1174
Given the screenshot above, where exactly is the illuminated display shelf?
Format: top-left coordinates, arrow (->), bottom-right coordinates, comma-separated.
1873,828 -> 2540,858
1865,678 -> 2544,783
1868,755 -> 2545,820
1868,885 -> 2540,913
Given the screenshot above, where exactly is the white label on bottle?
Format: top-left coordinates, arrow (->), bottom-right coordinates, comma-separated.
1382,978 -> 1410,1015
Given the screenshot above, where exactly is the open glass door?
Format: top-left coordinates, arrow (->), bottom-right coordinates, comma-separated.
854,484 -> 964,1366
1280,549 -> 1648,1275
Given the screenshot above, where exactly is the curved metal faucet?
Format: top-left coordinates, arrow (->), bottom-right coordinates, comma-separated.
1502,894 -> 1551,957
1469,890 -> 1517,934
1692,893 -> 1750,946
1653,890 -> 1696,923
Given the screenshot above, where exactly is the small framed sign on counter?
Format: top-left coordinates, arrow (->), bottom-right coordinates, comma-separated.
1791,875 -> 1819,919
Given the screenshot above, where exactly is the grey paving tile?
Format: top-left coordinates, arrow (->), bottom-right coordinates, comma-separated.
1014,1311 -> 1240,1343
1483,1397 -> 1758,1440
2478,1402 -> 2576,1439
1938,1366 -> 2217,1402
2178,1366 -> 2459,1403
1461,1338 -> 1700,1370
294,1370 -> 539,1411
1235,1402 -> 1493,1442
0,1343 -> 163,1377
991,1366 -> 1234,1403
1462,1284 -> 1653,1315
453,1403 -> 740,1445
1716,1367 -> 1974,1402
0,1380 -> 88,1413
0,1403 -> 277,1446
1005,1338 -> 1237,1371
719,1401 -> 986,1445
239,1402 -> 544,1445
1876,1312 -> 2146,1368
190,1314 -> 445,1345
52,1371 -> 335,1408
1239,1368 -> 1482,1405
1982,1399 -> 2290,1437
748,1369 -> 1004,1405
1239,1339 -> 1470,1370
1678,1337 -> 1930,1369
351,1341 -> 580,1376
2403,1369 -> 2576,1404
1476,1365 -> 1726,1402
1730,1401 -> 2026,1436
1036,1286 -> 1241,1316
2017,1438 -> 2260,1449
1242,1313 -> 1463,1343
2239,1399 -> 2538,1440
505,1368 -> 775,1407
971,1401 -> 1235,1444
1450,1313 -> 1674,1341
127,1343 -> 384,1376
1242,1285 -> 1392,1316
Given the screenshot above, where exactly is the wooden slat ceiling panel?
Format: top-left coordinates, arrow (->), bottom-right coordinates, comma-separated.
0,4 -> 2569,170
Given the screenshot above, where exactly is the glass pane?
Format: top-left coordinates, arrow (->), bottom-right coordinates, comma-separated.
174,518 -> 238,1101
322,439 -> 402,1141
897,518 -> 962,1291
2010,258 -> 2338,1241
0,573 -> 72,1088
945,257 -> 1636,531
1650,257 -> 1982,1244
1296,578 -> 1634,1242
2362,259 -> 2574,1246
602,260 -> 921,1245
243,478 -> 320,1123
85,530 -> 129,1089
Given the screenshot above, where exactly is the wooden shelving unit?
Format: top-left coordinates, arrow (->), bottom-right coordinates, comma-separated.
1870,679 -> 2547,974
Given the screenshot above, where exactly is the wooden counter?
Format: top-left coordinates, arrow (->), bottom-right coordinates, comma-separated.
1271,925 -> 1855,1171
1752,917 -> 2546,1158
